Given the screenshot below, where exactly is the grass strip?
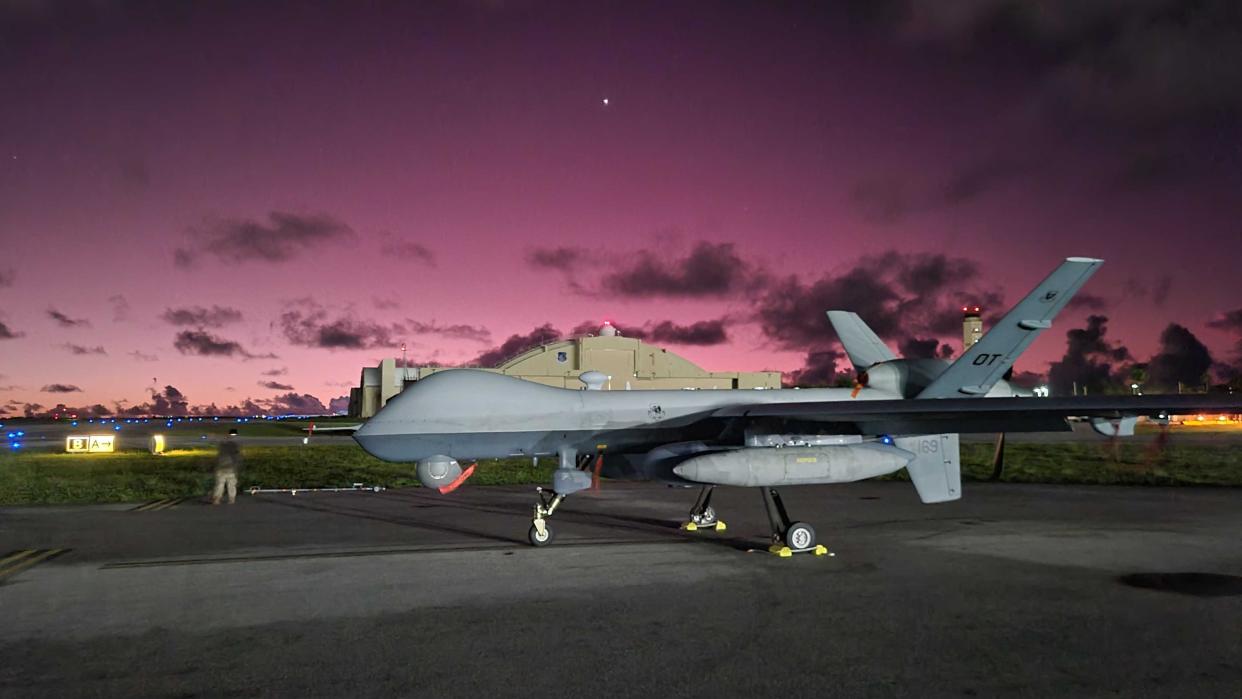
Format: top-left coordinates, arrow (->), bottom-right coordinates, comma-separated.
0,440 -> 1239,506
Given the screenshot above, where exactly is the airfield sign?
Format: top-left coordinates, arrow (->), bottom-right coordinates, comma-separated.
65,435 -> 116,453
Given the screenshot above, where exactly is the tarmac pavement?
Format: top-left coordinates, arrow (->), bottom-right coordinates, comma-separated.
2,480 -> 1241,697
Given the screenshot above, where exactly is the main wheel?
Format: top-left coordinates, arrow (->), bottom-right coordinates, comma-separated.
528,523 -> 554,547
694,505 -> 718,526
785,522 -> 816,551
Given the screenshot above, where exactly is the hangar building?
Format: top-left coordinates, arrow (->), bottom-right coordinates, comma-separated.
348,322 -> 781,418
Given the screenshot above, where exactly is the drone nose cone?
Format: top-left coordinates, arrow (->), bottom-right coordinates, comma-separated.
353,418 -> 397,460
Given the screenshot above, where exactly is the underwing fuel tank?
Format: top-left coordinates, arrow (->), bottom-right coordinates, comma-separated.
672,443 -> 915,487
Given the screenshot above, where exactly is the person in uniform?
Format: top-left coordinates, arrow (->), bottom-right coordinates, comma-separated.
211,428 -> 242,505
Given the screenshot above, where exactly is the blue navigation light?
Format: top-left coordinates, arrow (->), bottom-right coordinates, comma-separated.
71,421 -> 78,427
880,434 -> 894,445
114,425 -> 121,431
15,431 -> 23,437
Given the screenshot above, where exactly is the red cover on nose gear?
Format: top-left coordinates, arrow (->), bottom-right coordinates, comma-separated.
437,462 -> 476,494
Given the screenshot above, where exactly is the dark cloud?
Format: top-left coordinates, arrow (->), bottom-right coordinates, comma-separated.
116,385 -> 192,417
328,395 -> 350,414
646,320 -> 729,346
855,1 -> 1242,198
379,234 -> 436,265
173,330 -> 274,359
261,367 -> 288,376
372,296 -> 401,310
0,268 -> 14,288
1124,275 -> 1173,307
41,384 -> 82,393
879,0 -> 1242,133
756,251 -> 998,350
1207,308 -> 1242,332
279,303 -> 404,350
405,319 -> 492,343
1047,315 -> 1132,396
128,350 -> 158,362
897,255 -> 979,297
108,294 -> 130,321
0,321 -> 23,340
47,307 -> 89,327
1009,370 -> 1047,389
1066,293 -> 1109,311
898,337 -> 940,359
259,380 -> 295,391
849,177 -> 915,225
62,343 -> 106,355
784,349 -> 846,388
600,242 -> 759,299
851,158 -> 1029,223
265,392 -> 327,415
526,246 -> 586,269
161,305 -> 243,328
175,211 -> 354,268
471,324 -> 562,367
1208,310 -> 1242,382
37,403 -> 111,418
565,318 -> 729,346
568,320 -> 643,338
942,157 -> 1029,206
1145,324 -> 1213,391
152,386 -> 190,416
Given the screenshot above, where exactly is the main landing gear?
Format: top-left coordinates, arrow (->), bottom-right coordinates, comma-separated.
760,487 -> 829,558
681,486 -> 727,532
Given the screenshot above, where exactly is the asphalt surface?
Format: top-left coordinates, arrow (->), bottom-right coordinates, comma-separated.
2,480 -> 1241,698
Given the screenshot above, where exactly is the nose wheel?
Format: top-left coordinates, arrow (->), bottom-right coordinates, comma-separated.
528,521 -> 554,547
529,487 -> 564,547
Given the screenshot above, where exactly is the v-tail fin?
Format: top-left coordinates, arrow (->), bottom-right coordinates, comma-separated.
916,257 -> 1103,399
826,311 -> 897,371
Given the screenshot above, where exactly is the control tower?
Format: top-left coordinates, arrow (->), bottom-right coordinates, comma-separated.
962,306 -> 983,350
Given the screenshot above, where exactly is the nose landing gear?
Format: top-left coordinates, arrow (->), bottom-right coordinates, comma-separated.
529,487 -> 564,547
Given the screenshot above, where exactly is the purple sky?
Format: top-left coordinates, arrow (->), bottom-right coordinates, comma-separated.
2,1 -> 1241,415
